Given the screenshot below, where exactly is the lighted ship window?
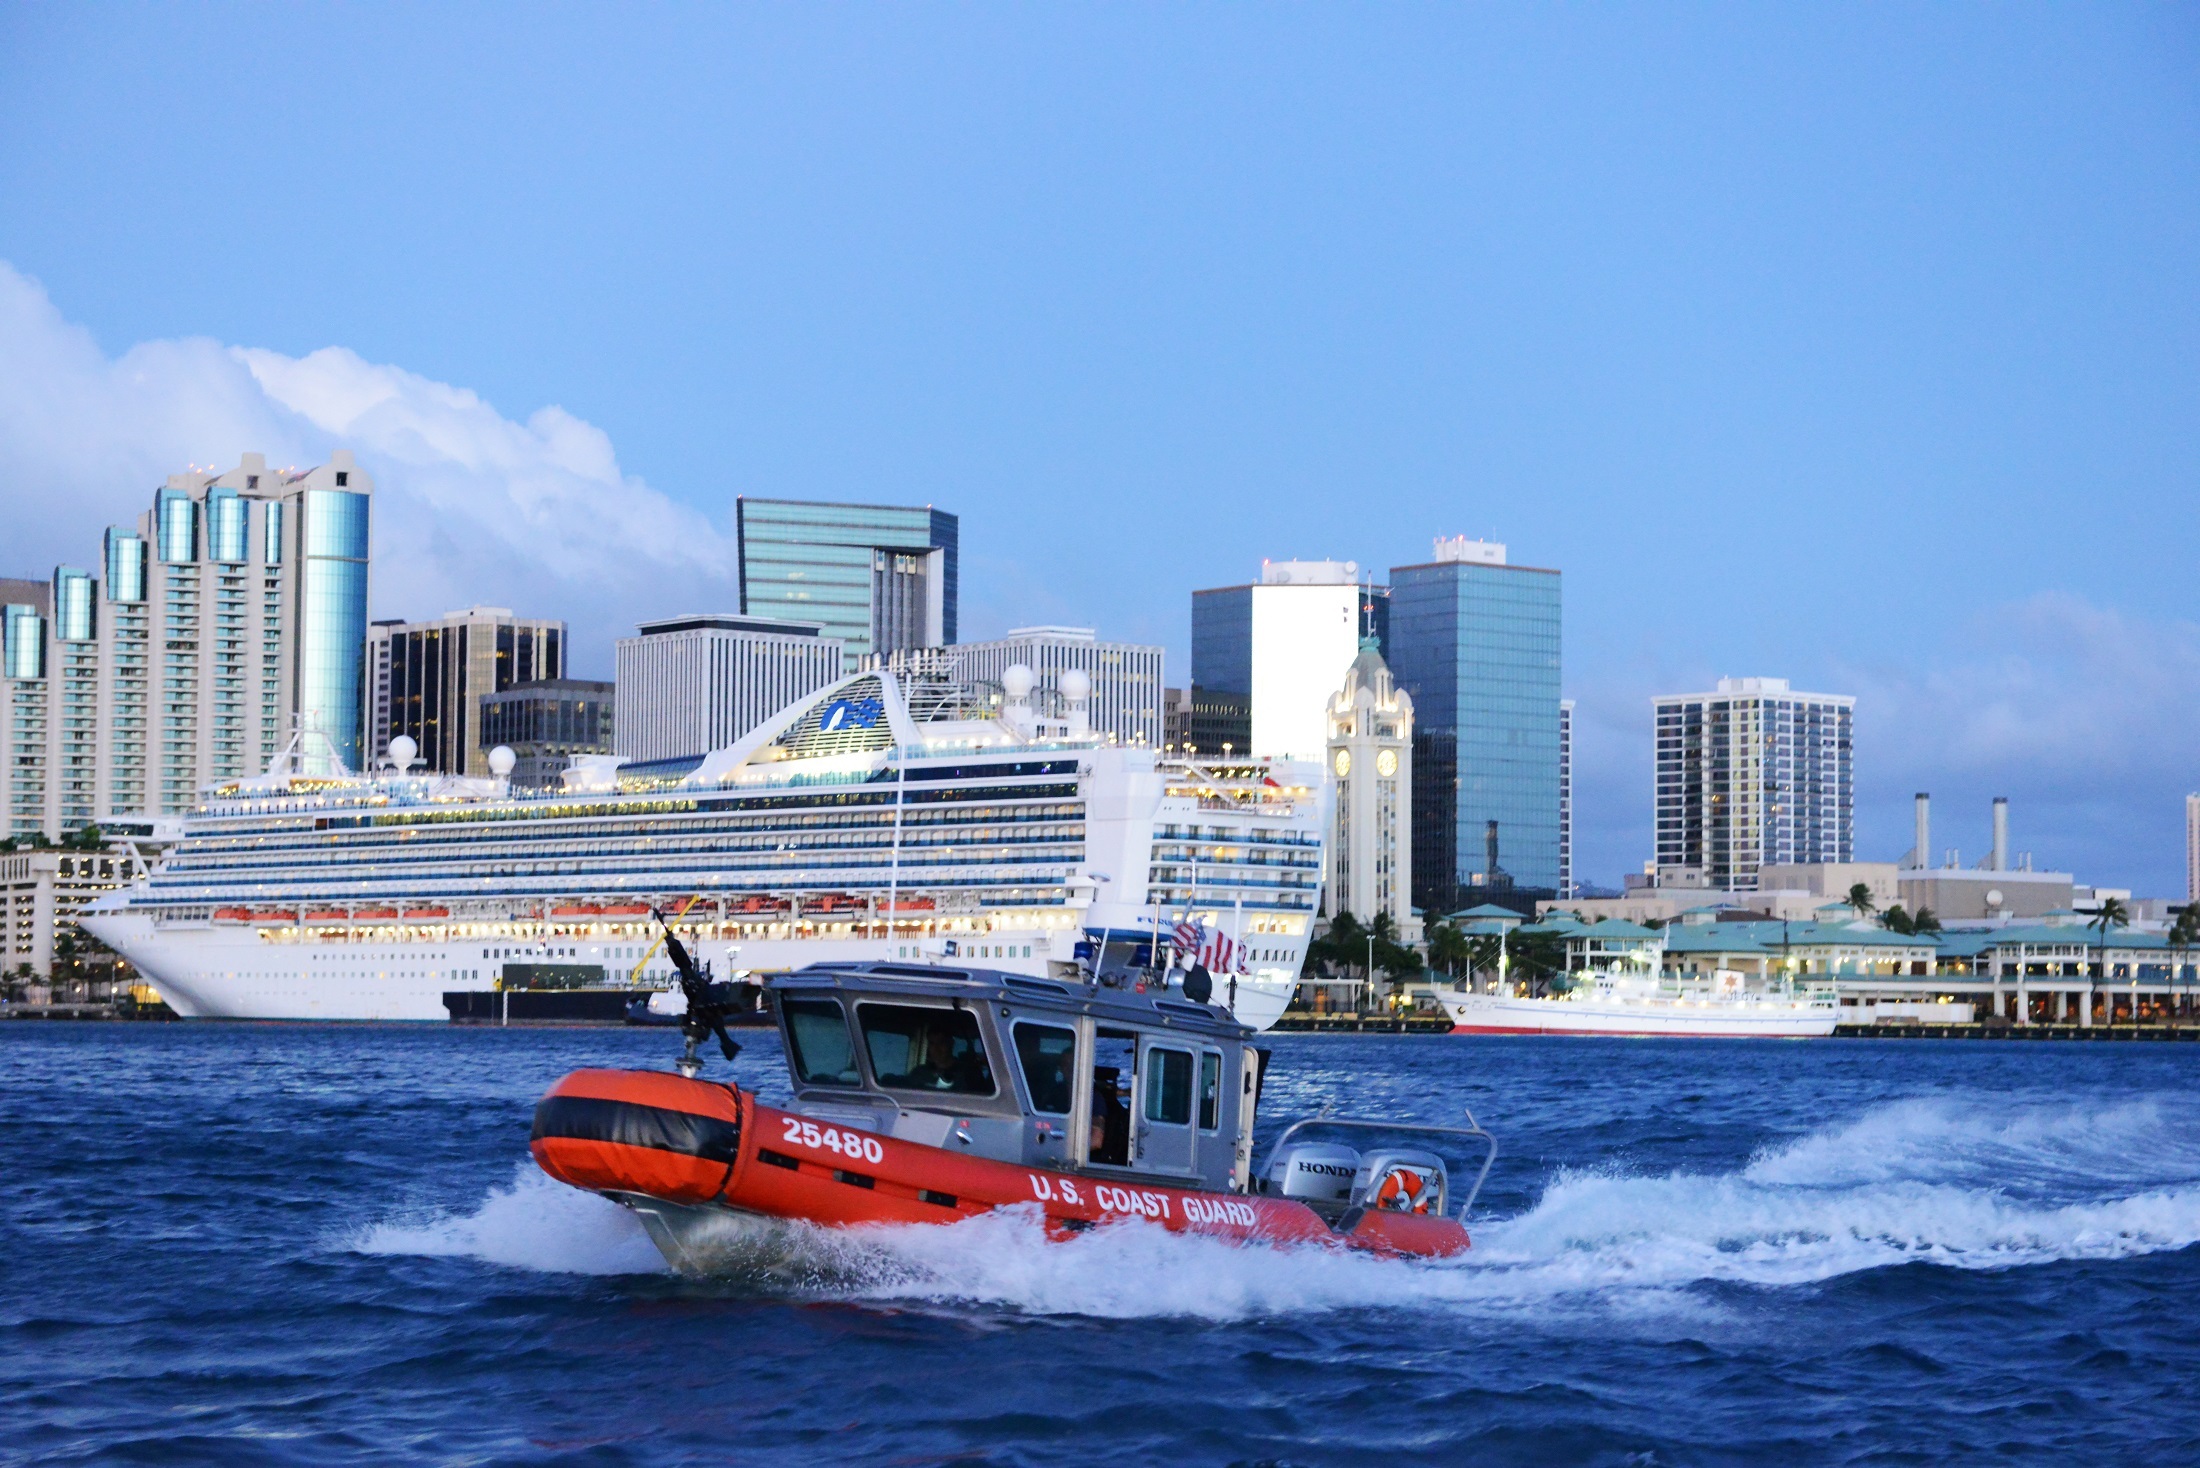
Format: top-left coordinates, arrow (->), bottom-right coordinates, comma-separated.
857,1005 -> 995,1096
783,998 -> 861,1086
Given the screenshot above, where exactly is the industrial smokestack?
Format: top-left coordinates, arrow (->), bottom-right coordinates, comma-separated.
1992,797 -> 2009,873
1913,793 -> 1930,871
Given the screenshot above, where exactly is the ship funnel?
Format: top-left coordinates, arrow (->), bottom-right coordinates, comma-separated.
1992,797 -> 2009,873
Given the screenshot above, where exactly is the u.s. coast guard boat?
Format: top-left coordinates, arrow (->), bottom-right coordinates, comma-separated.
530,924 -> 1497,1266
81,667 -> 1324,1030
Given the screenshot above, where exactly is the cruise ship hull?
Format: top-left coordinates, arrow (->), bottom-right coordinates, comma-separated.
84,912 -> 1302,1029
1437,989 -> 1838,1039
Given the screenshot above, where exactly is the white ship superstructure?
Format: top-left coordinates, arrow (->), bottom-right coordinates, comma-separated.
81,670 -> 1323,1028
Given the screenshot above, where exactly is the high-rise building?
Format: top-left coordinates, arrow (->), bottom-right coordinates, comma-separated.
1162,686 -> 1252,758
1,451 -> 372,834
1191,560 -> 1388,763
1387,537 -> 1563,914
735,497 -> 958,661
903,627 -> 1164,746
477,679 -> 616,791
1323,640 -> 1415,935
2187,793 -> 2198,903
614,614 -> 844,764
366,608 -> 565,776
1654,677 -> 1853,891
1559,698 -> 1575,900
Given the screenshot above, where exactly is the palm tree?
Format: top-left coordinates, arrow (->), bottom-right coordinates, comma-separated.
1425,921 -> 1472,983
1910,906 -> 1941,935
2171,907 -> 2200,1022
2092,896 -> 2129,1024
1882,904 -> 1915,935
1847,882 -> 1877,921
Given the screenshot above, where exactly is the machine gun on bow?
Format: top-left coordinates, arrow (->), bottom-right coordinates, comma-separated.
651,906 -> 743,1078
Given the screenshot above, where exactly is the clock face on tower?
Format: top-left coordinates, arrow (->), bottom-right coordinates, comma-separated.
1332,748 -> 1351,778
1376,748 -> 1399,778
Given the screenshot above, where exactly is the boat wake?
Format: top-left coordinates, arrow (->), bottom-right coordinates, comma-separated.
352,1095 -> 2200,1319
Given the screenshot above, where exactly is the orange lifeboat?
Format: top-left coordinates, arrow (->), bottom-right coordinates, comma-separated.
304,910 -> 348,923
403,907 -> 450,920
354,908 -> 400,922
551,904 -> 604,918
599,904 -> 650,917
213,907 -> 253,922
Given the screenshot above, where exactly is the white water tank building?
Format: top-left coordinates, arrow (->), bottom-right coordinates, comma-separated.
614,614 -> 844,764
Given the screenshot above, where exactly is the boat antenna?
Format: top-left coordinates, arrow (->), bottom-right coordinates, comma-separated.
652,905 -> 740,1078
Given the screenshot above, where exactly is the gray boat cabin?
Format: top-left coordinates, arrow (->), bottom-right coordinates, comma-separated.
764,962 -> 1261,1194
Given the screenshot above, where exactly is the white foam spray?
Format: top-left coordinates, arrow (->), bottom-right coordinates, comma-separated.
354,1096 -> 2200,1318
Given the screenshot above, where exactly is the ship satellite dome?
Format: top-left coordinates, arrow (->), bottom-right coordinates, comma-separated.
1059,668 -> 1091,701
488,745 -> 517,777
1001,664 -> 1035,698
387,735 -> 418,770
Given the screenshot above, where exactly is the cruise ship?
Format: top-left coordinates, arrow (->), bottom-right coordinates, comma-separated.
80,669 -> 1325,1029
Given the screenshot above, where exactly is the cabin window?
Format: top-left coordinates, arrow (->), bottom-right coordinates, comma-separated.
1014,1023 -> 1076,1114
1199,1050 -> 1222,1131
783,998 -> 861,1087
857,1004 -> 996,1096
1142,1047 -> 1193,1127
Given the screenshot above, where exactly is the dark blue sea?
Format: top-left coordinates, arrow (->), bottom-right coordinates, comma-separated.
6,1024 -> 2199,1465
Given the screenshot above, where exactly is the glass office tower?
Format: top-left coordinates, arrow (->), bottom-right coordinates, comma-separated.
735,498 -> 958,660
1387,541 -> 1562,915
298,484 -> 371,772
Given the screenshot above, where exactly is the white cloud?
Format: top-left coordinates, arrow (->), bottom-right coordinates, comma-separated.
0,260 -> 738,671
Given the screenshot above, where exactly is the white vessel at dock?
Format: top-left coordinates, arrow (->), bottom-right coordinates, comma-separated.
1434,971 -> 1839,1038
81,669 -> 1324,1029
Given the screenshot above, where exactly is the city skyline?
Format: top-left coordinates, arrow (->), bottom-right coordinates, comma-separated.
3,8 -> 2195,895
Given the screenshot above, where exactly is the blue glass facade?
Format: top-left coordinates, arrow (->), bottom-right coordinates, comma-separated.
1387,559 -> 1563,911
52,569 -> 94,642
104,529 -> 146,602
1189,586 -> 1253,694
299,489 -> 370,770
736,499 -> 958,658
155,490 -> 197,563
4,605 -> 44,680
207,487 -> 249,562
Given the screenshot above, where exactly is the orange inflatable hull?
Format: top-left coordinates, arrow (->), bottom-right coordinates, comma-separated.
530,1068 -> 1470,1259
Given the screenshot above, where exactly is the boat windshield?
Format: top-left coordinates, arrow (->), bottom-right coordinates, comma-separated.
857,1003 -> 996,1096
783,998 -> 862,1086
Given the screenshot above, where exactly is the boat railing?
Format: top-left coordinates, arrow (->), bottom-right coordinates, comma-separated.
1265,1108 -> 1499,1222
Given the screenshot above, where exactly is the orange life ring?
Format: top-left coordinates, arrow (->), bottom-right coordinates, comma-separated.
1373,1165 -> 1438,1215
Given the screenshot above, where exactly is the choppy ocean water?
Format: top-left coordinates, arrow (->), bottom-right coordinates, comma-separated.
5,1024 -> 2199,1466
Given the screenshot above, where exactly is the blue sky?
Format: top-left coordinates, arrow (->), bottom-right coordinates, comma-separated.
2,5 -> 2196,894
